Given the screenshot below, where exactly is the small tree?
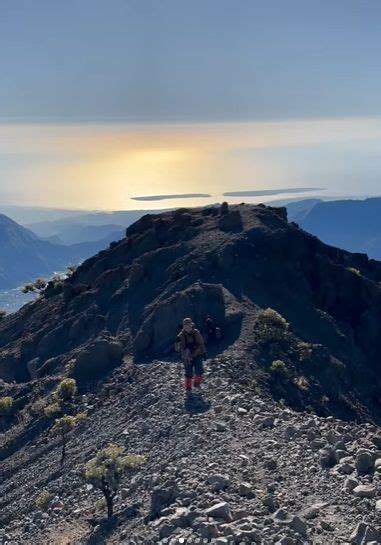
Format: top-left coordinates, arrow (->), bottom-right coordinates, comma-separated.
55,378 -> 77,403
85,445 -> 145,519
22,278 -> 47,294
0,309 -> 6,320
51,413 -> 86,466
66,264 -> 77,277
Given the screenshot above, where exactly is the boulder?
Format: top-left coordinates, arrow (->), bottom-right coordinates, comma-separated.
355,450 -> 374,474
71,338 -> 123,382
353,484 -> 376,498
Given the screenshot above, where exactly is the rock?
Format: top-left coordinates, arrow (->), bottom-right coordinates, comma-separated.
371,434 -> 381,449
353,484 -> 376,498
205,502 -> 233,522
288,516 -> 307,537
321,520 -> 334,532
159,523 -> 176,539
274,509 -> 289,521
337,461 -> 355,475
150,481 -> 179,518
375,499 -> 381,511
355,450 -> 374,474
344,477 -> 359,493
238,482 -> 254,497
303,502 -> 327,520
207,474 -> 231,491
72,338 -> 123,382
349,522 -> 379,544
215,422 -> 228,432
374,458 -> 381,471
264,458 -> 277,471
284,425 -> 298,439
319,446 -> 337,468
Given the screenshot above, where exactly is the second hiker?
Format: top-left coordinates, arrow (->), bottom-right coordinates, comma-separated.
179,317 -> 206,392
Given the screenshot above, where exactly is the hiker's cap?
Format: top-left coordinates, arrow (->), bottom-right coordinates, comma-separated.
183,317 -> 194,327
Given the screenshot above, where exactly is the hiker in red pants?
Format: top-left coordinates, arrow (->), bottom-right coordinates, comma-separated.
178,317 -> 206,392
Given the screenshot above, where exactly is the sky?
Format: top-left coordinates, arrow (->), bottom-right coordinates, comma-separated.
1,1 -> 381,209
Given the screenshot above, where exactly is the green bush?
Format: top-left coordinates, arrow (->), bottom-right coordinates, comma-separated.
0,309 -> 7,320
0,396 -> 13,416
85,445 -> 145,518
35,490 -> 53,511
269,360 -> 291,378
55,378 -> 77,402
44,402 -> 62,419
256,308 -> 289,343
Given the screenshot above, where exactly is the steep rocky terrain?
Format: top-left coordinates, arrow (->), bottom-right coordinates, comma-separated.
2,203 -> 381,544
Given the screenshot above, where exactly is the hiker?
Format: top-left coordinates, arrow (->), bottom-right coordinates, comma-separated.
179,317 -> 206,392
203,315 -> 222,344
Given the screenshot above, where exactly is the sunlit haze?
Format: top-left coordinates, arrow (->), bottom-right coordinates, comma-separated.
1,117 -> 381,210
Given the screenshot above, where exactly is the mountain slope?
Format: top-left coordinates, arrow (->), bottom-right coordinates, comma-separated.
1,203 -> 381,417
2,356 -> 381,544
0,213 -> 120,290
293,197 -> 381,260
2,203 -> 381,544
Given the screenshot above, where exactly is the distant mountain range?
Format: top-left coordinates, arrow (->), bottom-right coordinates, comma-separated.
0,213 -> 122,290
288,197 -> 381,260
25,209 -> 170,245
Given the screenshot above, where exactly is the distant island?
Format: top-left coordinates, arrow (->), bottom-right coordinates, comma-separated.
131,193 -> 211,201
223,187 -> 323,197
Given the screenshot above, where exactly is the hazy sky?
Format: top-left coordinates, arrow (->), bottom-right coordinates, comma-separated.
1,1 -> 381,209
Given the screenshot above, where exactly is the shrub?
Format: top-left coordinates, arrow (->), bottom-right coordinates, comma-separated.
0,396 -> 13,416
29,398 -> 47,417
51,412 -> 87,466
35,490 -> 53,511
269,360 -> 291,378
85,445 -> 145,518
296,341 -> 313,362
44,402 -> 62,419
0,309 -> 6,320
21,278 -> 47,294
256,308 -> 289,343
55,378 -> 77,403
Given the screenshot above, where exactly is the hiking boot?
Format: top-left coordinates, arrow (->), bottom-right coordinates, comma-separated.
193,375 -> 202,389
